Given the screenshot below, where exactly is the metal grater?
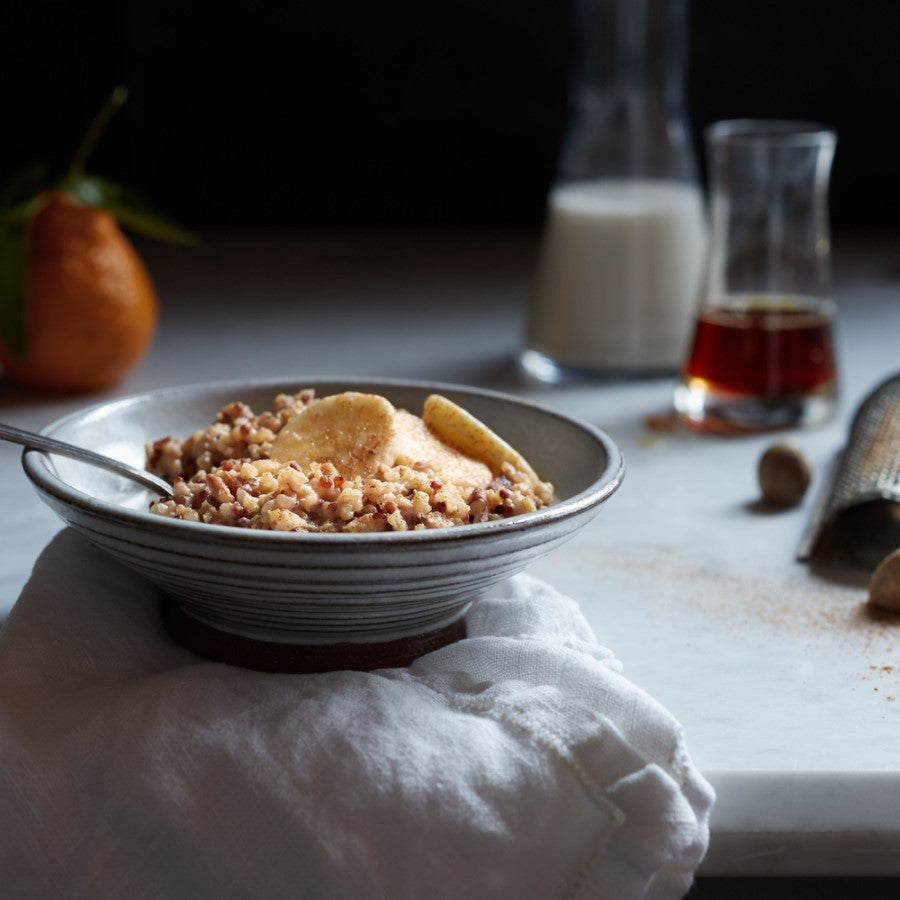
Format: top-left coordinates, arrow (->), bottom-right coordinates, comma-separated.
798,372 -> 900,570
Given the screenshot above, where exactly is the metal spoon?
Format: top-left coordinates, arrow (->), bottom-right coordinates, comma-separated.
1,421 -> 173,497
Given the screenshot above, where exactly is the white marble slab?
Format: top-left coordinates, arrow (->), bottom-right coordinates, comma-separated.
527,378 -> 900,875
2,233 -> 899,875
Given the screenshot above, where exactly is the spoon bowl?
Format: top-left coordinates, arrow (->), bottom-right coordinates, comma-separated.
0,421 -> 172,497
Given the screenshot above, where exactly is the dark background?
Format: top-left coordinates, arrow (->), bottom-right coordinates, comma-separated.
3,1 -> 897,233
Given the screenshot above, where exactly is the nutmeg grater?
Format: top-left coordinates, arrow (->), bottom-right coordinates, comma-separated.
798,372 -> 900,569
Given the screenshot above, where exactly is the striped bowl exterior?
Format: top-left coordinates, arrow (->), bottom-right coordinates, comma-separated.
24,378 -> 624,646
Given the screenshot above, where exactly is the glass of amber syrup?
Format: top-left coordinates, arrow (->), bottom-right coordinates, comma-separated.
674,120 -> 838,432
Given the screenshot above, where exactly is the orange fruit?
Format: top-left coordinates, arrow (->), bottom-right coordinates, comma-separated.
0,193 -> 159,392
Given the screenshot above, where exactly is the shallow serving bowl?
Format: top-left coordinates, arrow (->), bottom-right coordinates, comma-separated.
23,377 -> 624,670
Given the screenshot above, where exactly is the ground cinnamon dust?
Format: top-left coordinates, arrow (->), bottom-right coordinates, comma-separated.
590,544 -> 899,700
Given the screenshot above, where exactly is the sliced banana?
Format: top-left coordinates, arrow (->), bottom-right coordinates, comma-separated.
270,392 -> 396,478
390,409 -> 492,489
422,393 -> 542,486
270,390 -> 547,497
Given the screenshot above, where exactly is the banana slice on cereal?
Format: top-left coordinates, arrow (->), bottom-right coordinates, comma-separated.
391,409 -> 492,489
422,394 -> 543,486
270,392 -> 396,478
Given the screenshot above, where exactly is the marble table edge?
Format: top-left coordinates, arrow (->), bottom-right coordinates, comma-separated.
701,770 -> 900,876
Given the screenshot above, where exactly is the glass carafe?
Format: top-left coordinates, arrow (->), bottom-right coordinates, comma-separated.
674,119 -> 838,432
521,0 -> 706,382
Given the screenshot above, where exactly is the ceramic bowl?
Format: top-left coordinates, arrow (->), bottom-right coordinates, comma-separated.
23,378 -> 624,669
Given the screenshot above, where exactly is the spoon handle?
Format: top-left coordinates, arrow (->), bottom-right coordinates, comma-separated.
0,421 -> 173,497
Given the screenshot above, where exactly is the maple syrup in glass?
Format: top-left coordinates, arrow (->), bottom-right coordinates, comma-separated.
675,295 -> 837,431
674,120 -> 838,432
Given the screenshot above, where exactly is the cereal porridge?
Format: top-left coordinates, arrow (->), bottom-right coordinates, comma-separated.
146,390 -> 553,533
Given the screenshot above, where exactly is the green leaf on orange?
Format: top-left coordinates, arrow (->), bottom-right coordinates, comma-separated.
0,163 -> 47,212
61,174 -> 197,245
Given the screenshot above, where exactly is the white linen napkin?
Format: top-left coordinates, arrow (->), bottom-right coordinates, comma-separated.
0,529 -> 713,900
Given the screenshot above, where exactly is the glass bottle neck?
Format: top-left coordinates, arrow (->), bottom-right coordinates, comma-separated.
558,0 -> 696,183
574,0 -> 688,97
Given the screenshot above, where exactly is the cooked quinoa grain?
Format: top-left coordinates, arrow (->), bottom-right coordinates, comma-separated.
146,390 -> 553,532
146,390 -> 315,481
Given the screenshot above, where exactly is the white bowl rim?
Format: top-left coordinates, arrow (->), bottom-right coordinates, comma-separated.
22,375 -> 625,547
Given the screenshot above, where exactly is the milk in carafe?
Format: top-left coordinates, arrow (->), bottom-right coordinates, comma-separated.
525,179 -> 706,373
521,0 -> 705,381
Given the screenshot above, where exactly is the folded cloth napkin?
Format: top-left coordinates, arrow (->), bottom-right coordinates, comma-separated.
0,529 -> 713,900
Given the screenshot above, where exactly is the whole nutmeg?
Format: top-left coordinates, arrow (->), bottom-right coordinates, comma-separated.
868,549 -> 900,612
758,443 -> 811,507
